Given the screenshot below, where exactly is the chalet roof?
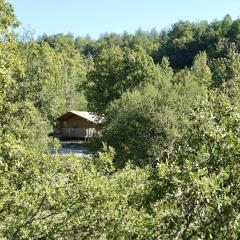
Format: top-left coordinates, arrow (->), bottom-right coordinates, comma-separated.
57,111 -> 102,124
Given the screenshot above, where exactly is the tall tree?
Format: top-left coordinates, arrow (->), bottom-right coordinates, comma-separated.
86,45 -> 159,114
101,59 -> 208,166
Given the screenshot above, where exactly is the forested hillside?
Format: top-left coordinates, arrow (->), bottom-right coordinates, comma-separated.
0,0 -> 240,239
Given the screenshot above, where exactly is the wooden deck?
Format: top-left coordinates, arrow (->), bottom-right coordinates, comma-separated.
62,128 -> 95,138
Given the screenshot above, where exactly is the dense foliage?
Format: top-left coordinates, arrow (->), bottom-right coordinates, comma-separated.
0,0 -> 240,239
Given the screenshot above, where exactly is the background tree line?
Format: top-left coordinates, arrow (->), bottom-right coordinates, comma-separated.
0,0 -> 240,238
39,14 -> 240,69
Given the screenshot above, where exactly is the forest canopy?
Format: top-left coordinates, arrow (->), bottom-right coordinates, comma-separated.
0,0 -> 240,239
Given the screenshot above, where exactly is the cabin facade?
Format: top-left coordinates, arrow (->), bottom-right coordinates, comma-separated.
54,111 -> 101,139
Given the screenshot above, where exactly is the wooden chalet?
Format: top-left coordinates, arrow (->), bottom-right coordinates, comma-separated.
54,111 -> 102,139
